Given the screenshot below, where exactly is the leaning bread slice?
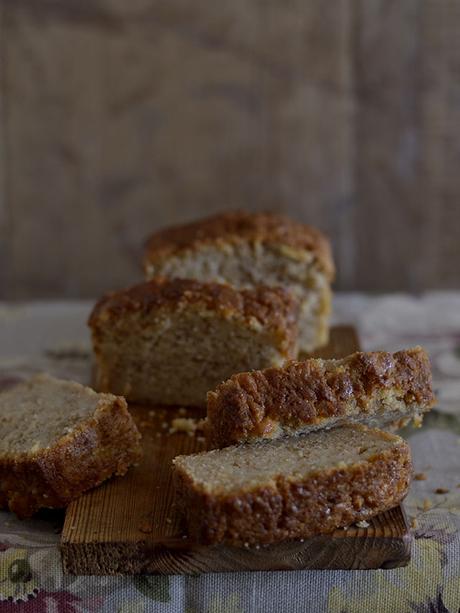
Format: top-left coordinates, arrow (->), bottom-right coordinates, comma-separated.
173,425 -> 412,546
207,347 -> 435,448
89,278 -> 299,407
0,374 -> 142,518
144,211 -> 334,353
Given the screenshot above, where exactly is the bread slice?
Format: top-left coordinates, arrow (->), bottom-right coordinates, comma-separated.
206,347 -> 435,448
0,374 -> 142,518
89,278 -> 299,407
144,211 -> 334,353
173,425 -> 412,546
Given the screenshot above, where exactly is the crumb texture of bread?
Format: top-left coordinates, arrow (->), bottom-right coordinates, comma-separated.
206,347 -> 435,447
0,374 -> 142,518
143,211 -> 334,352
89,278 -> 298,407
173,426 -> 412,546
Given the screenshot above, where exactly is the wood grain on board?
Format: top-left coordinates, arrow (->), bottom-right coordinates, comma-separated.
60,326 -> 412,575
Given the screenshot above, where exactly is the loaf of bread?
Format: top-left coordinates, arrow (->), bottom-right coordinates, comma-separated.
89,278 -> 299,407
173,425 -> 411,546
144,211 -> 334,353
0,374 -> 142,518
206,347 -> 435,448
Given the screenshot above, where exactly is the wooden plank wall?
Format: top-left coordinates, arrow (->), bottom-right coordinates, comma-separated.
0,0 -> 459,298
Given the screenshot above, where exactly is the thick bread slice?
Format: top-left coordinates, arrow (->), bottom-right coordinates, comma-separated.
143,211 -> 334,352
0,374 -> 142,518
206,347 -> 435,448
89,278 -> 299,407
173,426 -> 412,546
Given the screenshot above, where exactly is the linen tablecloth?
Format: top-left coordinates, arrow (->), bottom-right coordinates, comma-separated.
0,293 -> 459,612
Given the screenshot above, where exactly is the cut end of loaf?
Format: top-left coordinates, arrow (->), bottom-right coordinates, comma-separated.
89,279 -> 299,407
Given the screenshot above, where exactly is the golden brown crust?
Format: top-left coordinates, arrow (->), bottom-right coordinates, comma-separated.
0,396 -> 142,518
206,347 -> 435,447
89,278 -> 299,352
173,434 -> 412,546
144,211 -> 335,280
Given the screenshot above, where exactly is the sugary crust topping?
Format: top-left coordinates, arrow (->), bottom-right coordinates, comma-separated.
144,211 -> 335,279
206,347 -> 435,447
89,278 -> 299,345
173,433 -> 412,546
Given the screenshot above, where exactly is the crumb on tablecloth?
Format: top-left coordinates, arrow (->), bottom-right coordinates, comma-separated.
422,499 -> 432,511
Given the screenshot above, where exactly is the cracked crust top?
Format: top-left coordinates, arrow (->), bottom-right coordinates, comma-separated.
144,211 -> 335,279
89,278 -> 299,349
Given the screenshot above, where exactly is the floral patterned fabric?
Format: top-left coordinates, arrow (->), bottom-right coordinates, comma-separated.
0,294 -> 459,613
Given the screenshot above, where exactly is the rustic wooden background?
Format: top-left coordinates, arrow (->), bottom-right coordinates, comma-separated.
1,0 -> 459,298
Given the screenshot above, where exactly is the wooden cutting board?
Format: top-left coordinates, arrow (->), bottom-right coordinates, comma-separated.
60,326 -> 412,575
